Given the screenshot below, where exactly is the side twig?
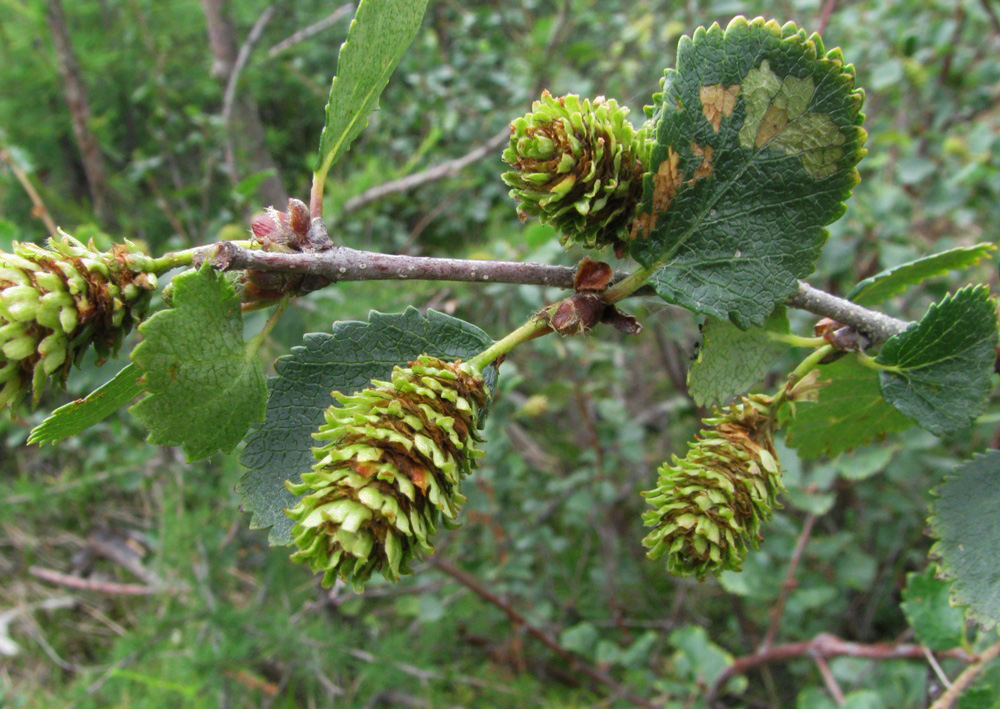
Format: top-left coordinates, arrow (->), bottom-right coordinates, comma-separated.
707,633 -> 976,702
761,514 -> 817,650
203,241 -> 912,344
431,558 -> 657,708
0,149 -> 58,236
341,129 -> 511,213
930,640 -> 1000,709
222,4 -> 278,184
29,566 -> 174,596
268,3 -> 354,57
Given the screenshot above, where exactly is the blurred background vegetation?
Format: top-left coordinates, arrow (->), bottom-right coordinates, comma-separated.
1,0 -> 998,706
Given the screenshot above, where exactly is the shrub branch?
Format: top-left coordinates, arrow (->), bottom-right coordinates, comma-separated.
192,241 -> 911,344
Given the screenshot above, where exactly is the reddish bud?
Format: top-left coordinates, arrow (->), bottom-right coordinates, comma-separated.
251,213 -> 279,241
601,305 -> 642,335
551,293 -> 605,335
287,198 -> 311,242
574,258 -> 613,292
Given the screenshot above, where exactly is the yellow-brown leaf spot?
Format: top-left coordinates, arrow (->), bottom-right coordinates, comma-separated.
688,142 -> 714,185
630,148 -> 683,240
700,84 -> 741,132
737,60 -> 846,179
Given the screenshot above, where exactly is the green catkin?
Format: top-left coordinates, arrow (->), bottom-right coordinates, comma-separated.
501,91 -> 652,253
285,356 -> 488,591
642,395 -> 784,579
0,231 -> 156,409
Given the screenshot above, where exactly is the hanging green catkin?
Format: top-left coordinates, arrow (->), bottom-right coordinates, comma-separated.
0,231 -> 157,409
286,356 -> 488,591
642,394 -> 784,579
501,91 -> 652,254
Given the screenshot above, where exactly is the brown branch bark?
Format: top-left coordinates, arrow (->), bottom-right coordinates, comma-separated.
29,566 -> 173,596
46,0 -> 117,228
200,0 -> 287,208
707,633 -> 976,702
203,241 -> 912,344
431,558 -> 657,708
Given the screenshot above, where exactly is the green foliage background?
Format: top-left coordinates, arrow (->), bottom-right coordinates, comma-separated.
1,0 -> 997,706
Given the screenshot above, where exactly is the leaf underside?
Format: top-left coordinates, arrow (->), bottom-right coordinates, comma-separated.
129,265 -> 267,462
783,356 -> 911,459
875,285 -> 998,436
28,363 -> 144,446
315,0 -> 429,176
687,306 -> 789,407
848,242 -> 996,306
631,17 -> 866,328
237,308 -> 494,546
929,450 -> 1000,629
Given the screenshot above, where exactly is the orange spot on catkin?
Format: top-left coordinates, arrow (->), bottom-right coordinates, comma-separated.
700,84 -> 741,132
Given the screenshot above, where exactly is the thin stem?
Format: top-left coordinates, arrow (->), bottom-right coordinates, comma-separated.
247,296 -> 289,353
770,344 -> 834,413
790,344 -> 835,383
931,640 -> 1000,709
145,241 -> 253,275
603,264 -> 656,304
856,351 -> 900,374
762,514 -> 818,649
310,170 -> 326,219
0,148 -> 58,236
466,313 -> 552,372
768,332 -> 827,348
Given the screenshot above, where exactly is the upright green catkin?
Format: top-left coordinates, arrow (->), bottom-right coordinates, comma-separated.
642,395 -> 784,579
286,356 -> 487,591
0,231 -> 157,409
501,91 -> 652,254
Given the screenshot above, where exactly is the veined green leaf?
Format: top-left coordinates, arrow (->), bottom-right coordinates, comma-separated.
28,364 -> 144,445
784,356 -> 911,459
876,285 -> 998,436
929,450 -> 1000,629
631,17 -> 866,328
237,308 -> 494,546
687,306 -> 789,406
314,0 -> 428,182
129,265 -> 267,462
848,242 -> 996,306
900,565 -> 966,651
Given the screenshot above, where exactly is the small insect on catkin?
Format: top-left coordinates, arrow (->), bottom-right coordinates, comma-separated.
286,356 -> 488,591
642,394 -> 784,579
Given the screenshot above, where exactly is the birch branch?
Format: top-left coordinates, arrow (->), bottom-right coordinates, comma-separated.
201,241 -> 912,344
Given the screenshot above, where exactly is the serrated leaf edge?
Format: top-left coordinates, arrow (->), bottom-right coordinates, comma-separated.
927,449 -> 1000,629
